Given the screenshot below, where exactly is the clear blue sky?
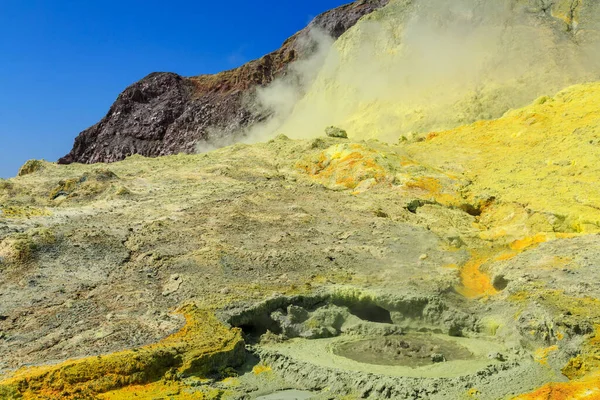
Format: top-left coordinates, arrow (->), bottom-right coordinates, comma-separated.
0,0 -> 348,178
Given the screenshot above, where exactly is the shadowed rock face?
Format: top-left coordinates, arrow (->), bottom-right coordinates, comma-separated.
58,0 -> 389,165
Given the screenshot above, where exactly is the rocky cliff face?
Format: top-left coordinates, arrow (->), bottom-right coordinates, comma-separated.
58,0 -> 389,165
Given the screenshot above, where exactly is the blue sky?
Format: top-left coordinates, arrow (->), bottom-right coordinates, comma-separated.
0,0 -> 348,178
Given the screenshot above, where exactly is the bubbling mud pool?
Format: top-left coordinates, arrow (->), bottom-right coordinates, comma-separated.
260,332 -> 508,379
333,333 -> 474,368
256,389 -> 315,400
227,291 -> 567,399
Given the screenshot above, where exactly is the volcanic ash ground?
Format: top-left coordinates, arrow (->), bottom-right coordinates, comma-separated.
3,0 -> 600,399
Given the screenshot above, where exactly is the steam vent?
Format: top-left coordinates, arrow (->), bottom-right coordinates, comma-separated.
5,0 -> 600,399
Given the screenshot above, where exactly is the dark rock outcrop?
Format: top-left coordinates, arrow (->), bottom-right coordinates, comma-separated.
58,0 -> 389,165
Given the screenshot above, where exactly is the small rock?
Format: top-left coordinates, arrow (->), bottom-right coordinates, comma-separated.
353,178 -> 376,193
448,236 -> 465,248
374,209 -> 389,218
488,352 -> 506,361
325,126 -> 348,138
18,159 -> 45,176
310,137 -> 327,149
219,287 -> 231,295
338,231 -> 354,240
161,274 -> 183,296
268,234 -> 283,243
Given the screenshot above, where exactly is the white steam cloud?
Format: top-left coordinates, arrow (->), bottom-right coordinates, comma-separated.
198,0 -> 600,150
195,28 -> 334,153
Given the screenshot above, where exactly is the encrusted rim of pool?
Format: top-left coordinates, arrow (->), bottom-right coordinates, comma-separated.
224,288 -> 574,398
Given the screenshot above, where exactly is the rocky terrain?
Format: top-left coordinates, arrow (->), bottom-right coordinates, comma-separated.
3,0 -> 600,399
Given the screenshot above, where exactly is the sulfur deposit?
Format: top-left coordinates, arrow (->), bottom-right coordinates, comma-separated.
4,0 -> 600,399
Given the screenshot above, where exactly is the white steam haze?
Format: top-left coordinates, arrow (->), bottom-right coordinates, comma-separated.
241,28 -> 335,143
198,0 -> 600,150
195,28 -> 334,153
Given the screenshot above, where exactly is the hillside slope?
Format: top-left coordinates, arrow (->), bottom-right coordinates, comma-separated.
58,0 -> 389,165
3,82 -> 600,398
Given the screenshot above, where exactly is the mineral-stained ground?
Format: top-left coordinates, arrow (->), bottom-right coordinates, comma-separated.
4,0 -> 600,399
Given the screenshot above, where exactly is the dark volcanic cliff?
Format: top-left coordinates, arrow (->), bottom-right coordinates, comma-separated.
58,0 -> 389,165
